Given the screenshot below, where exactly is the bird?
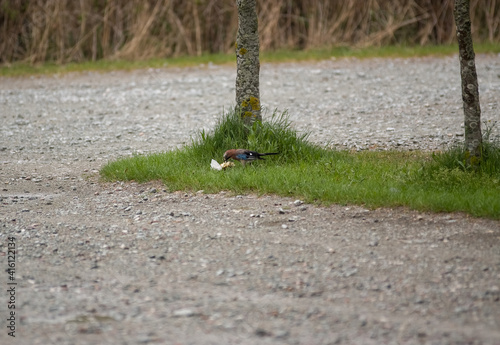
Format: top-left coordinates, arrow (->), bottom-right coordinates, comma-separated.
223,149 -> 279,166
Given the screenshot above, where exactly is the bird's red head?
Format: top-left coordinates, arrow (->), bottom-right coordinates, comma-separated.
223,149 -> 234,162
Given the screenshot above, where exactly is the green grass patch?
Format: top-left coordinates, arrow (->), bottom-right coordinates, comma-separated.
261,43 -> 477,62
100,109 -> 500,219
3,43 -> 500,77
0,53 -> 235,77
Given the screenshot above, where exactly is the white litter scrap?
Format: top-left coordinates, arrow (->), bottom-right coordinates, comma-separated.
211,159 -> 234,171
211,159 -> 222,171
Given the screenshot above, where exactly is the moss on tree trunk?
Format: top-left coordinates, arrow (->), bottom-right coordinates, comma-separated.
235,0 -> 261,124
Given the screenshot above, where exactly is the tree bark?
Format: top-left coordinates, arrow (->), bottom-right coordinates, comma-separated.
454,0 -> 482,162
235,0 -> 261,124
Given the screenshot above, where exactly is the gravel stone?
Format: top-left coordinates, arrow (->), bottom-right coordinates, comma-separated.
0,55 -> 499,345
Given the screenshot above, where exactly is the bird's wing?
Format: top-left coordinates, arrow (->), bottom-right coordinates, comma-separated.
235,153 -> 250,160
237,150 -> 261,160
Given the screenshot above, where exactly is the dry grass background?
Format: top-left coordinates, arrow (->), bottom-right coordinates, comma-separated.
1,0 -> 499,64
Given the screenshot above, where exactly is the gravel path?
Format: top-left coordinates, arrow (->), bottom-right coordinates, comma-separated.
1,55 -> 500,344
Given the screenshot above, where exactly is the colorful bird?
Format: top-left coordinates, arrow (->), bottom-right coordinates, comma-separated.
223,149 -> 279,166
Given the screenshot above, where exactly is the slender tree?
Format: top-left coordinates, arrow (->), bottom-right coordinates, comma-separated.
454,0 -> 482,163
235,0 -> 261,124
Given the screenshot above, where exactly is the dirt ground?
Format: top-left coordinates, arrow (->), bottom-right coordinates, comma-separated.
1,56 -> 500,344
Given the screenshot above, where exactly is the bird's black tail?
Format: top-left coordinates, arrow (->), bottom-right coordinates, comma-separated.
261,152 -> 279,156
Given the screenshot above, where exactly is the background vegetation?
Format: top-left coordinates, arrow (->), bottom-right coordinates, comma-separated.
2,0 -> 499,64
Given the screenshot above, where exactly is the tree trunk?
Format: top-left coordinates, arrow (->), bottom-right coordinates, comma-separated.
454,0 -> 482,163
235,0 -> 261,124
